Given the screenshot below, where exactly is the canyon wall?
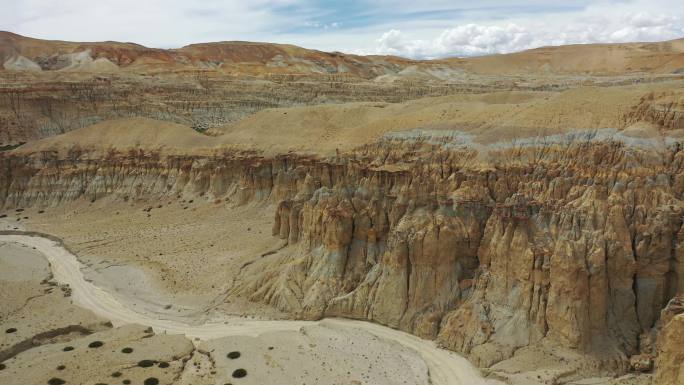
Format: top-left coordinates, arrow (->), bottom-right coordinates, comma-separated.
2,136 -> 684,379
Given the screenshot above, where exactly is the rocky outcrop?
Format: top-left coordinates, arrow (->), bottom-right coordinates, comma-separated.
625,91 -> 684,130
2,136 -> 684,378
652,295 -> 684,385
260,140 -> 684,376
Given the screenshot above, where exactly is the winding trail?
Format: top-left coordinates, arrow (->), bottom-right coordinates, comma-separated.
2,233 -> 498,385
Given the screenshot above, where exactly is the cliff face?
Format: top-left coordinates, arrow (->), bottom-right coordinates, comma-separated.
438,184 -> 679,368
2,135 -> 684,378
261,170 -> 491,339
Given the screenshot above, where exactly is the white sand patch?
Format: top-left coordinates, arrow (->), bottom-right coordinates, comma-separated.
0,241 -> 48,282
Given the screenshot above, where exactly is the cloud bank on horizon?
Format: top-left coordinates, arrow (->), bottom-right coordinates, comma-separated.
3,0 -> 684,59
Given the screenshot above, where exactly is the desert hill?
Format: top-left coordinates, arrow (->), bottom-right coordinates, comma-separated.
444,38 -> 684,75
16,80 -> 684,157
160,80 -> 682,155
0,31 -> 414,77
17,117 -> 217,154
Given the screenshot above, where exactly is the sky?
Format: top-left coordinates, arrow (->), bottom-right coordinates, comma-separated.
3,0 -> 684,59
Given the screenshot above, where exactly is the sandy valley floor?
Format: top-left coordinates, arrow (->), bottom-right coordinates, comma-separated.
2,197 -> 288,321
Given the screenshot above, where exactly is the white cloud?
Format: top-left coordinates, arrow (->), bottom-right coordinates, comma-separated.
370,5 -> 684,58
434,24 -> 533,56
1,0 -> 683,57
375,25 -> 537,58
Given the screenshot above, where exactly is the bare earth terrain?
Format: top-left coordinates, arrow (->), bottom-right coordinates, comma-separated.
1,32 -> 684,385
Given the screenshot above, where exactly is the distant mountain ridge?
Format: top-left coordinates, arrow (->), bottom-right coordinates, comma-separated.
2,31 -> 683,76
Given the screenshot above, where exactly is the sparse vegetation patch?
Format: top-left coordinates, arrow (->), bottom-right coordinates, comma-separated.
137,360 -> 155,368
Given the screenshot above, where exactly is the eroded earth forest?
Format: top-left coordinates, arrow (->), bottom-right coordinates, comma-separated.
1,31 -> 684,385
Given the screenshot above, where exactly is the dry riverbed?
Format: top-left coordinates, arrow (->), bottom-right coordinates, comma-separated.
0,232 -> 499,385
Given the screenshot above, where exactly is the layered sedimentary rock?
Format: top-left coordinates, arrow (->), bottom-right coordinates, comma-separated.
2,134 -> 684,380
